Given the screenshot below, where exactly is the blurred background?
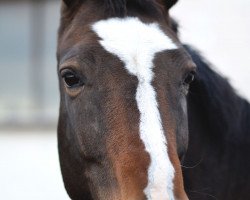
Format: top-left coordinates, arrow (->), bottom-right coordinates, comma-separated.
0,0 -> 249,199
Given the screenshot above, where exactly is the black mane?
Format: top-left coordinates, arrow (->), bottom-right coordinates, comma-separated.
185,45 -> 250,143
183,45 -> 250,199
103,0 -> 164,18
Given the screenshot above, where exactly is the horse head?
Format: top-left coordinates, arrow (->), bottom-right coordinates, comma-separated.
57,0 -> 195,199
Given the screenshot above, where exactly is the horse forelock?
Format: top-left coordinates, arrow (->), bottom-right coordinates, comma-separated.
103,0 -> 165,18
61,0 -> 165,16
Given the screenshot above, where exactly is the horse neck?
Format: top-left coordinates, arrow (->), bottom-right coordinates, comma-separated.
185,45 -> 250,144
183,45 -> 250,199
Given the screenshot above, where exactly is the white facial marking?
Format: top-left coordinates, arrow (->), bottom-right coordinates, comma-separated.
181,97 -> 188,116
93,17 -> 178,200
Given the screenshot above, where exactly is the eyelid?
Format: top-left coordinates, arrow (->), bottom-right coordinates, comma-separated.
60,68 -> 76,77
59,59 -> 79,72
186,60 -> 197,71
183,65 -> 196,79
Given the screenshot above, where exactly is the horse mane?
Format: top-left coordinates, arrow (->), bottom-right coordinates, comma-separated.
185,45 -> 250,144
103,0 -> 165,18
183,45 -> 250,199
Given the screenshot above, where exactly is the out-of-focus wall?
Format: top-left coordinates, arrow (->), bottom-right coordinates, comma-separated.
0,0 -> 249,128
0,2 -> 69,200
0,0 -> 60,128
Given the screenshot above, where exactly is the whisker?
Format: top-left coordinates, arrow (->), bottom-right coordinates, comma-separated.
188,190 -> 218,200
181,157 -> 203,169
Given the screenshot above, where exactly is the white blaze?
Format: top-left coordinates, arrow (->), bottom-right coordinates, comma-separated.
92,17 -> 178,200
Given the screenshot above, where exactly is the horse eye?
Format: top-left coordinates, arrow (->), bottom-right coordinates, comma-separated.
61,70 -> 82,88
183,71 -> 195,85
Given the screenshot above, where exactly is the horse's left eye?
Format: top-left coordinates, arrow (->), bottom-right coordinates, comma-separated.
183,71 -> 195,85
61,70 -> 83,88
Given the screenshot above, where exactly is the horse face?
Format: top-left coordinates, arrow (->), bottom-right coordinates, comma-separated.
57,1 -> 195,200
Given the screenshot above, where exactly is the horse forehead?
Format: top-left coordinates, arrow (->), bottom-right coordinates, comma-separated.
92,17 -> 178,75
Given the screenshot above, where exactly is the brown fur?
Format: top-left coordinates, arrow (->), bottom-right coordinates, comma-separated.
103,64 -> 150,199
153,50 -> 193,200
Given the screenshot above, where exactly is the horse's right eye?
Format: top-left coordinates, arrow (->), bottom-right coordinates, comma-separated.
61,70 -> 83,88
183,71 -> 196,85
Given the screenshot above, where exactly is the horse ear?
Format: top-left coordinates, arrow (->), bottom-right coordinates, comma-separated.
163,0 -> 178,10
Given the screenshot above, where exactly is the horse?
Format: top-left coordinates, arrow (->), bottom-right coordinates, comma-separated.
57,0 -> 250,199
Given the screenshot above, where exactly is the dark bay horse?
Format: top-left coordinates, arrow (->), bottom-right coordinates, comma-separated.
57,0 -> 250,199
